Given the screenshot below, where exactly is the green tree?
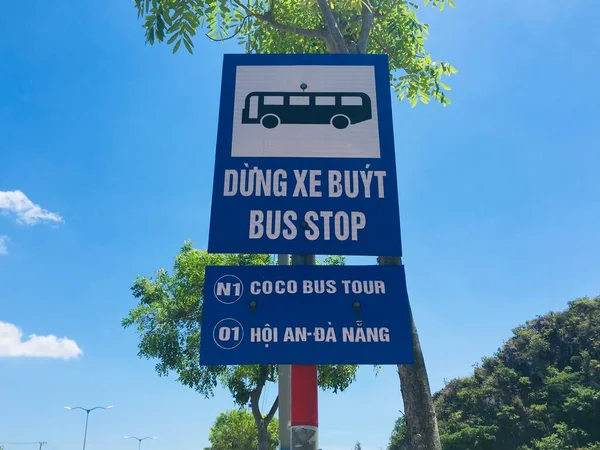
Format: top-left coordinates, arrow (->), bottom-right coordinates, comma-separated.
388,415 -> 408,450
122,241 -> 357,450
204,409 -> 279,450
130,1 -> 457,448
427,296 -> 600,450
134,0 -> 456,106
354,441 -> 362,450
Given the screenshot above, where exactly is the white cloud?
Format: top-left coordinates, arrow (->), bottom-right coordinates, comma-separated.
0,190 -> 64,225
0,321 -> 83,360
0,235 -> 8,255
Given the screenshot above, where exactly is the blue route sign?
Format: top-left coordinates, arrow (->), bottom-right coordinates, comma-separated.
207,53 -> 402,256
199,265 -> 414,365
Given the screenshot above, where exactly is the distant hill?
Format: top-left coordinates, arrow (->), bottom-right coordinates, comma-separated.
389,296 -> 600,450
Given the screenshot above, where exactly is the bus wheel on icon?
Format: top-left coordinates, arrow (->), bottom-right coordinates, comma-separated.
213,318 -> 244,350
260,114 -> 280,129
213,275 -> 244,304
331,114 -> 350,130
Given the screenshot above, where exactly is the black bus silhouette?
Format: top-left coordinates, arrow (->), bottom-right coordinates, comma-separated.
241,91 -> 372,130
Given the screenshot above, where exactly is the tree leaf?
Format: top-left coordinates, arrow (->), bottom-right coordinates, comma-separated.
183,38 -> 193,53
173,38 -> 182,53
167,33 -> 179,45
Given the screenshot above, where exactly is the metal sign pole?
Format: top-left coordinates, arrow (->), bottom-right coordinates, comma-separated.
278,254 -> 291,450
278,364 -> 292,450
290,254 -> 318,450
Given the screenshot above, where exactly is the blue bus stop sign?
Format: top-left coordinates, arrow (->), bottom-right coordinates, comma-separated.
199,264 -> 414,365
208,54 -> 402,256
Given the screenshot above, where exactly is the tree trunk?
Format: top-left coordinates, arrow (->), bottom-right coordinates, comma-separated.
250,371 -> 279,450
378,256 -> 442,450
257,420 -> 270,450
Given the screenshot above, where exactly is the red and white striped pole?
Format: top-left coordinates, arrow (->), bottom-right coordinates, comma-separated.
291,364 -> 319,450
290,254 -> 319,450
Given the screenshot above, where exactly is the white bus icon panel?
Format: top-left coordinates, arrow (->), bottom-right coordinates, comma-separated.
231,65 -> 381,159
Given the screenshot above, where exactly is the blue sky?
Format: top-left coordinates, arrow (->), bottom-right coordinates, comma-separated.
1,1 -> 599,450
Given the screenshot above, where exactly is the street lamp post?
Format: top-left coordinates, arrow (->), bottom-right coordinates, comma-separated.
64,405 -> 113,450
124,436 -> 157,450
0,441 -> 47,450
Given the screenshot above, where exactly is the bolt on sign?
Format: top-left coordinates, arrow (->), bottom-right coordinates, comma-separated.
207,54 -> 402,256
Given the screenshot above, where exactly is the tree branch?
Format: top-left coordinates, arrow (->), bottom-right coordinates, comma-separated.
315,0 -> 349,53
264,395 -> 279,425
358,0 -> 374,54
206,15 -> 249,42
250,389 -> 263,424
249,365 -> 271,424
323,35 -> 338,53
233,0 -> 327,40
